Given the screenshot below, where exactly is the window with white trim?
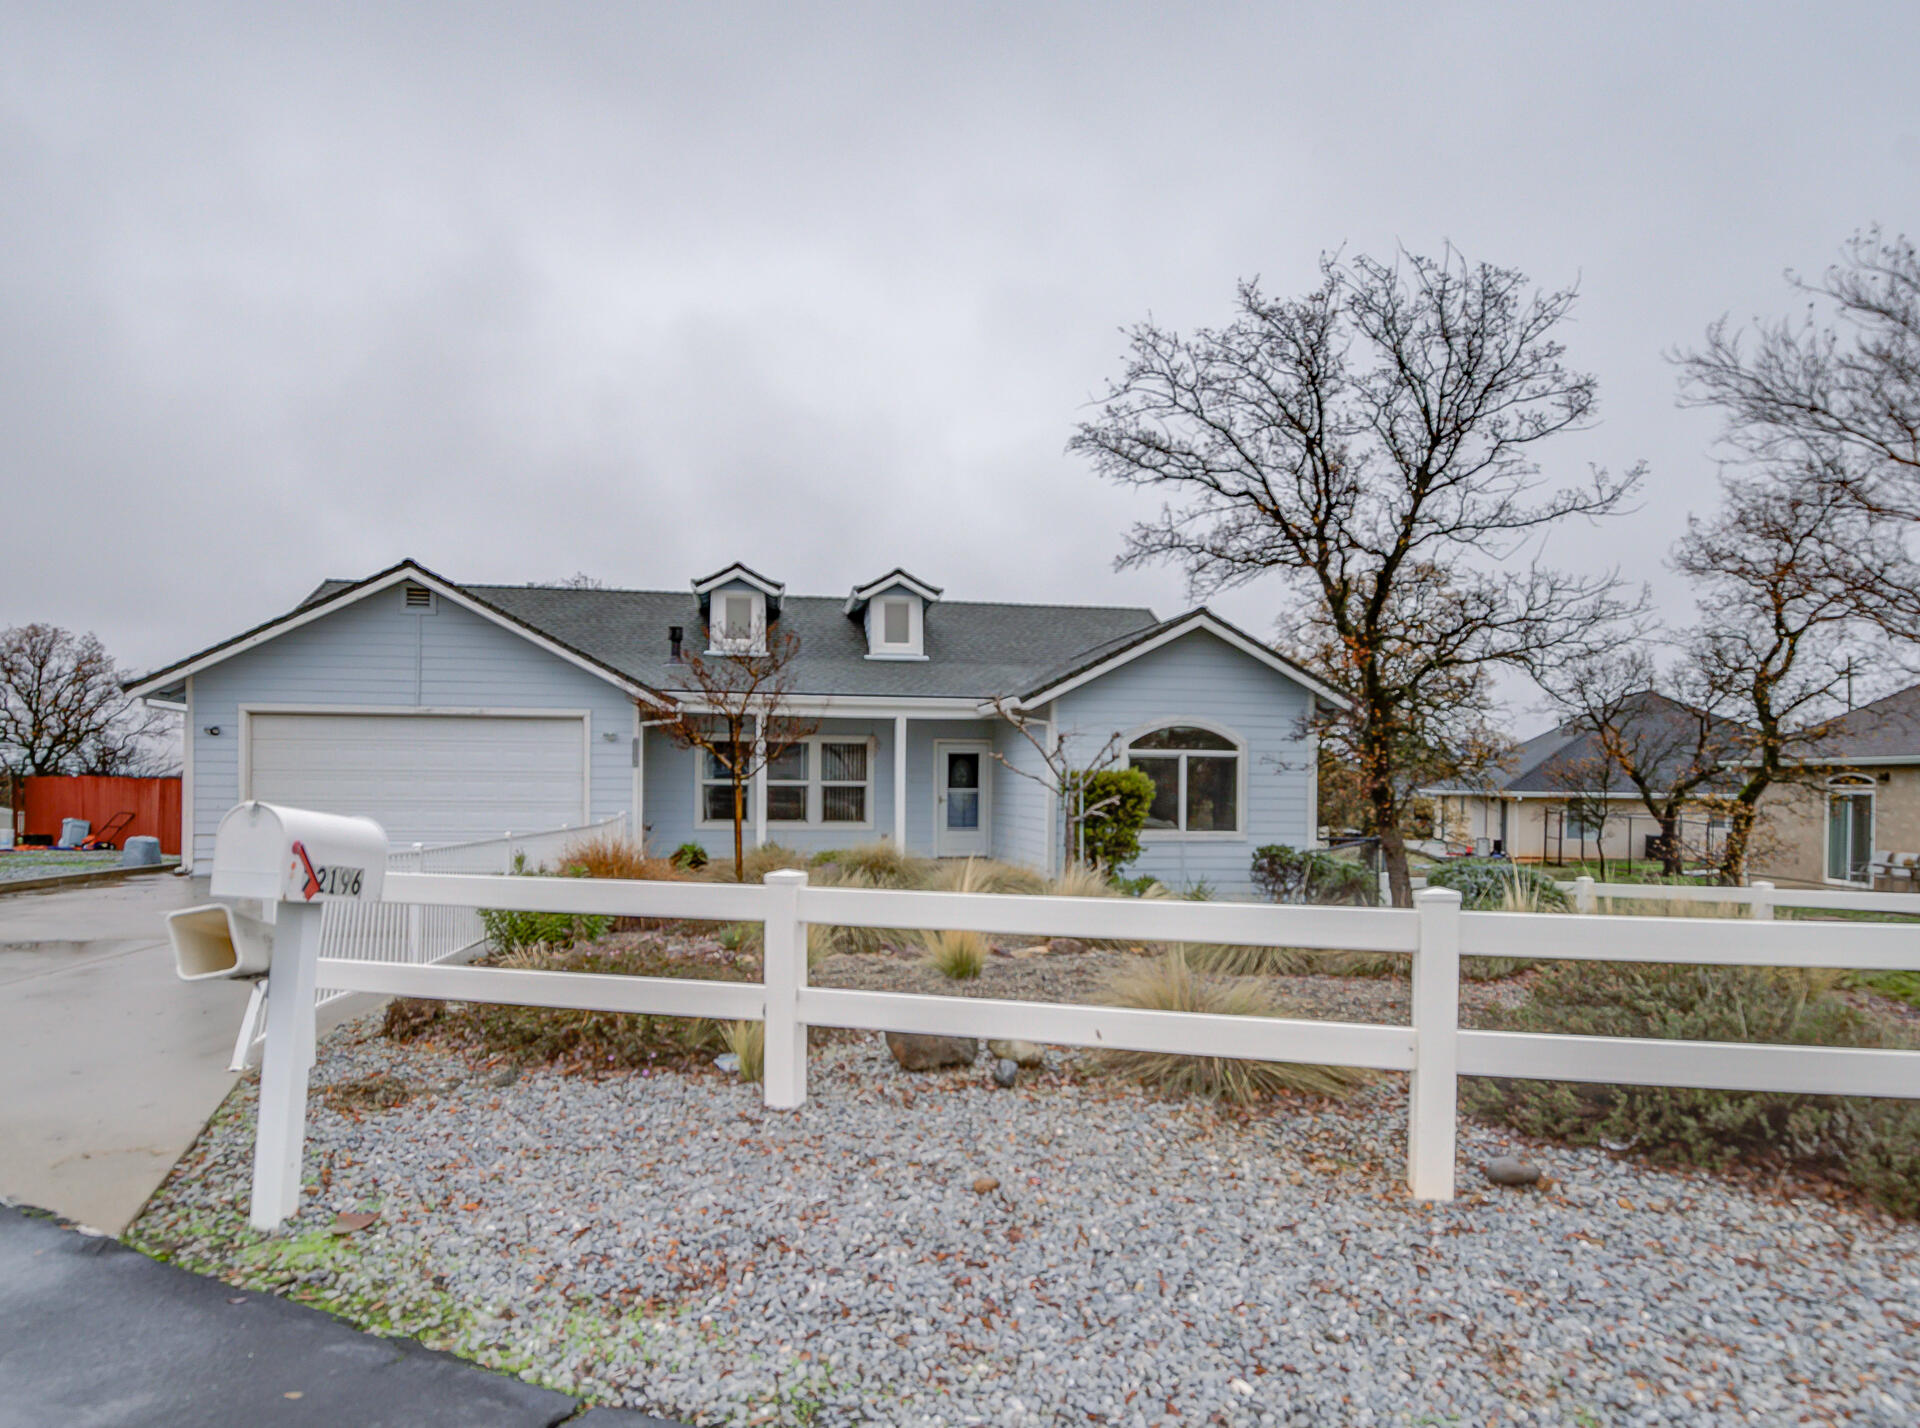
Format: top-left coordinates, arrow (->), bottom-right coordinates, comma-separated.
1127,725 -> 1241,834
699,736 -> 873,826
864,594 -> 923,657
708,591 -> 766,654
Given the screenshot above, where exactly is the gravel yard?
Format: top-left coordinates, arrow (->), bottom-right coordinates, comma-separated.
132,1011 -> 1920,1428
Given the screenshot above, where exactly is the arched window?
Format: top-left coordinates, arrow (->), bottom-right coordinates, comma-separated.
1825,774 -> 1875,885
1127,725 -> 1242,835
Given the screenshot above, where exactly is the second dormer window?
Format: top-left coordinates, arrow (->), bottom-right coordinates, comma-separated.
881,598 -> 911,646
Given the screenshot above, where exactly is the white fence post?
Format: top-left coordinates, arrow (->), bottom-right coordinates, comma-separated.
251,900 -> 323,1230
1751,879 -> 1775,922
762,869 -> 809,1109
1408,887 -> 1462,1202
1573,875 -> 1597,915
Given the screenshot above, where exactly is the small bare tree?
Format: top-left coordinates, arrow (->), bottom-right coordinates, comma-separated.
1541,655 -> 1740,876
1072,249 -> 1643,905
638,618 -> 817,878
1,624 -> 173,778
1546,746 -> 1620,880
985,698 -> 1129,870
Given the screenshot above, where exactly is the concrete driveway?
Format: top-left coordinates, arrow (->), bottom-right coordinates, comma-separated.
0,876 -> 250,1233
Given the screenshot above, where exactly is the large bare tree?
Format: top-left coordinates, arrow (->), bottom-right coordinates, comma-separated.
1677,228 -> 1920,632
1072,249 -> 1642,904
1671,467 -> 1872,883
1,624 -> 173,778
637,617 -> 817,878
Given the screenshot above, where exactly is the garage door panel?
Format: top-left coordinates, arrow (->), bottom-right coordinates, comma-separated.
247,713 -> 587,847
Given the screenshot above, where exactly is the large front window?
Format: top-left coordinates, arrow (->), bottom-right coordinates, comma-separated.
1826,777 -> 1875,883
1127,725 -> 1241,834
701,736 -> 872,826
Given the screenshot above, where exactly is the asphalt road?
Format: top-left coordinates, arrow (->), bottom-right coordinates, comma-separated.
0,875 -> 250,1232
0,1205 -> 681,1427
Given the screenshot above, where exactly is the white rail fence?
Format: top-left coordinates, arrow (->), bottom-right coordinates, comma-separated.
228,816 -> 625,1068
1555,875 -> 1920,918
244,866 -> 1920,1224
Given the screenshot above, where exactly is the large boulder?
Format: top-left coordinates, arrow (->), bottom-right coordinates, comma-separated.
885,1032 -> 979,1071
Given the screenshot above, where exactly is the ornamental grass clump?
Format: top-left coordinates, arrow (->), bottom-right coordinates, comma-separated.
1095,948 -> 1374,1102
1426,857 -> 1566,912
1466,959 -> 1920,1217
558,832 -> 683,882
810,840 -> 935,888
921,927 -> 988,980
723,1019 -> 765,1082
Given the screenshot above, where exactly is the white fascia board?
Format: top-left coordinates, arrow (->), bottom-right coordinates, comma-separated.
124,564 -> 665,704
662,691 -> 985,718
845,571 -> 943,612
691,563 -> 785,597
1013,612 -> 1352,712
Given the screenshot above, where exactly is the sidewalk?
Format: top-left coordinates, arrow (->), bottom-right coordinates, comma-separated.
0,1205 -> 687,1428
0,876 -> 248,1232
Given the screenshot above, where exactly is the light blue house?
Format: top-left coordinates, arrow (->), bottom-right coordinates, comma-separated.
129,559 -> 1344,895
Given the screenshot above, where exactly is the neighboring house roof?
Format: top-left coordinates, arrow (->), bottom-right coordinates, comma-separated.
128,558 -> 1336,708
1423,691 -> 1733,797
1795,682 -> 1920,764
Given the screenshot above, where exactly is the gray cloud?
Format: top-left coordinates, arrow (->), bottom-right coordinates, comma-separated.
5,2 -> 1917,735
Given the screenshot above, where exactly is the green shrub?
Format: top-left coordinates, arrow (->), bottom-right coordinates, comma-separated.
1425,857 -> 1566,911
1070,766 -> 1156,872
1466,960 -> 1920,1217
670,841 -> 709,870
479,857 -> 611,954
1249,845 -> 1377,906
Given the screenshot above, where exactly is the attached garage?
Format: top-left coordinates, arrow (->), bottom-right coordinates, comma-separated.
242,710 -> 590,848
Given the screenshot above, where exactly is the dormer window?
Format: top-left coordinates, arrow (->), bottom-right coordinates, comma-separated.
691,562 -> 784,657
846,569 -> 940,660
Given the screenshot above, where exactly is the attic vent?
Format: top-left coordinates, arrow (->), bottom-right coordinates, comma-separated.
403,584 -> 433,609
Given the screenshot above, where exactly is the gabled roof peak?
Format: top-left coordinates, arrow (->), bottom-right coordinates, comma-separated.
691,562 -> 785,597
845,568 -> 943,614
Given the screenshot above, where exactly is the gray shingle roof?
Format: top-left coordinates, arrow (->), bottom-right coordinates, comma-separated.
302,573 -> 1161,700
1804,683 -> 1920,762
1425,691 -> 1738,795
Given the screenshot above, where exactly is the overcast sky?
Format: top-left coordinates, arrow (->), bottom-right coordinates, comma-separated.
6,3 -> 1917,730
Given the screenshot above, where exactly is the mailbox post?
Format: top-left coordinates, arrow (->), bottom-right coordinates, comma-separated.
170,802 -> 388,1230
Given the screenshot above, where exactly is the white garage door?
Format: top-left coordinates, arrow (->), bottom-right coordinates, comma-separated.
246,712 -> 588,848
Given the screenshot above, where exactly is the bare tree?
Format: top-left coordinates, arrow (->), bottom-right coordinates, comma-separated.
1541,654 -> 1739,876
1672,468 -> 1871,883
1072,249 -> 1643,904
1,625 -> 173,778
985,698 -> 1127,869
1677,228 -> 1920,632
1547,746 -> 1620,880
637,618 -> 817,878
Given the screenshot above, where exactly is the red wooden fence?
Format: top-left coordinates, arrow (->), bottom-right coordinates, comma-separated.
17,776 -> 182,854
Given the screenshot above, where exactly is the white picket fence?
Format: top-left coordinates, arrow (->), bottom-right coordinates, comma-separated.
1555,875 -> 1920,918
240,863 -> 1920,1223
228,816 -> 625,1068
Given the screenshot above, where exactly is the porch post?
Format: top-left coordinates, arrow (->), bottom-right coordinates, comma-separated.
752,714 -> 767,850
893,715 -> 908,847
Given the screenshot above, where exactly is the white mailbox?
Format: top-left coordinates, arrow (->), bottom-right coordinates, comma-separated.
208,802 -> 389,904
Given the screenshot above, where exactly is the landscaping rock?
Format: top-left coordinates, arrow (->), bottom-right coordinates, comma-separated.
713,1053 -> 741,1074
991,1058 -> 1019,1088
1048,937 -> 1088,956
486,1067 -> 519,1089
884,1033 -> 978,1071
987,1038 -> 1045,1067
1485,1156 -> 1542,1187
971,1175 -> 1000,1195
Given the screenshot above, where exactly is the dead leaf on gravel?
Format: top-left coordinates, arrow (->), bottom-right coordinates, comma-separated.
332,1210 -> 379,1234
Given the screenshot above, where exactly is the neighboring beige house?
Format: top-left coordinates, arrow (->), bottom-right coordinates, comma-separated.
1421,693 -> 1727,867
1751,684 -> 1920,890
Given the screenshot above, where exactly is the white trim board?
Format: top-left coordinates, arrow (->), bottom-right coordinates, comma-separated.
126,563 -> 662,703
1015,611 -> 1351,712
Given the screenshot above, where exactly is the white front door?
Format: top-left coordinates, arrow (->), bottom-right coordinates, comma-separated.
934,741 -> 990,857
